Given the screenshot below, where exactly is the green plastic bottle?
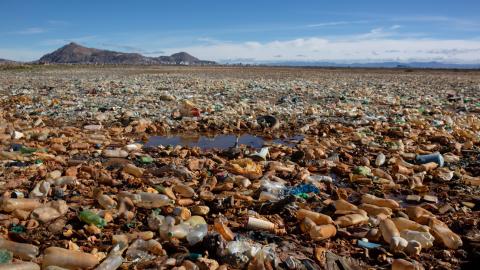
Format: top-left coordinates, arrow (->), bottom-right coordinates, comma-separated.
79,210 -> 107,228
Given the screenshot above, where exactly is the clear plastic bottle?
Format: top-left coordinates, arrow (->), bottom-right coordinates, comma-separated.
309,224 -> 337,241
2,198 -> 41,212
168,223 -> 191,239
361,194 -> 399,209
379,218 -> 400,244
159,216 -> 176,240
391,217 -> 430,232
334,213 -> 368,227
186,223 -> 208,245
136,193 -> 173,209
392,258 -> 423,270
400,230 -> 434,249
296,209 -> 333,225
0,238 -> 39,260
94,255 -> 123,270
214,217 -> 235,241
97,194 -> 117,210
0,262 -> 40,270
333,199 -> 358,211
42,247 -> 99,269
173,183 -> 196,198
429,218 -> 462,249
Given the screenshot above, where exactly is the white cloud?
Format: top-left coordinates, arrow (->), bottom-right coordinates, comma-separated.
307,20 -> 368,28
162,36 -> 480,64
17,27 -> 46,34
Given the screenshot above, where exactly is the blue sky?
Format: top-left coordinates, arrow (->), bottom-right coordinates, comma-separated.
1,0 -> 480,63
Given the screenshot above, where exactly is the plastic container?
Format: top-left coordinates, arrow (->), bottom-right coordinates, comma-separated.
246,217 -> 276,232
2,198 -> 41,212
214,217 -> 235,241
186,223 -> 208,245
333,199 -> 358,211
391,217 -> 430,232
390,236 -> 408,253
173,184 -> 196,198
391,258 -> 423,270
296,209 -> 333,225
309,224 -> 337,241
375,153 -> 386,167
0,238 -> 39,260
42,247 -> 99,269
135,193 -> 173,209
334,213 -> 368,227
379,218 -> 400,244
94,255 -> 123,270
168,223 -> 191,239
429,218 -> 462,249
400,230 -> 434,249
359,203 -> 392,216
97,194 -> 117,209
416,152 -> 444,167
0,262 -> 40,270
361,194 -> 399,209
79,210 -> 107,228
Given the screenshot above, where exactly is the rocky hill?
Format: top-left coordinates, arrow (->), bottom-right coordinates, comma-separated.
38,42 -> 215,65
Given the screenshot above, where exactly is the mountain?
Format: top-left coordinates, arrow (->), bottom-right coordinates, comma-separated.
222,59 -> 480,69
0,58 -> 16,64
38,42 -> 215,65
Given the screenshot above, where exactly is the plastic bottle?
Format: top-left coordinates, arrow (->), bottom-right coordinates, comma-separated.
0,238 -> 39,260
30,200 -> 68,223
214,217 -> 235,241
125,239 -> 164,260
391,258 -> 423,270
333,199 -> 358,211
400,230 -> 434,249
334,213 -> 368,227
136,193 -> 173,209
187,223 -> 208,245
168,223 -> 191,239
94,255 -> 123,270
359,203 -> 392,216
361,194 -> 399,209
2,198 -> 41,212
258,191 -> 278,202
405,240 -> 422,256
173,184 -> 196,198
391,217 -> 430,232
0,262 -> 40,270
390,236 -> 408,253
42,247 -> 99,269
296,209 -> 333,225
429,218 -> 462,249
379,218 -> 400,244
246,217 -> 276,232
405,206 -> 435,225
309,224 -> 337,241
97,194 -> 117,210
416,152 -> 444,167
159,216 -> 176,239
79,210 -> 107,228
375,153 -> 386,167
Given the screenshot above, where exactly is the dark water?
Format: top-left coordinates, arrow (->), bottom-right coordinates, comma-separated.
145,134 -> 303,149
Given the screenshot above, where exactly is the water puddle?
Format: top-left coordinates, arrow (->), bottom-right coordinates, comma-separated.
144,134 -> 303,150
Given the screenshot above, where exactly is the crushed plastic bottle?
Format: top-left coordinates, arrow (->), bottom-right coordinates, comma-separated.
79,210 -> 107,228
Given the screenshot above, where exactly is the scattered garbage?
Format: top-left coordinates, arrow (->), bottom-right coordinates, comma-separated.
0,66 -> 478,269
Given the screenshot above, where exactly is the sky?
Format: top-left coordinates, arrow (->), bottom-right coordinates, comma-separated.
1,0 -> 480,63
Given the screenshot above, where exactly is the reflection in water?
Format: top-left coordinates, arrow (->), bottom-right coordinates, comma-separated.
145,134 -> 303,150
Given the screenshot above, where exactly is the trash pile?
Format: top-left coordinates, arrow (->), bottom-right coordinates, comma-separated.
0,66 -> 479,269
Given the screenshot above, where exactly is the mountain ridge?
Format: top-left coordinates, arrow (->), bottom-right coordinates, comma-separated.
38,42 -> 216,65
